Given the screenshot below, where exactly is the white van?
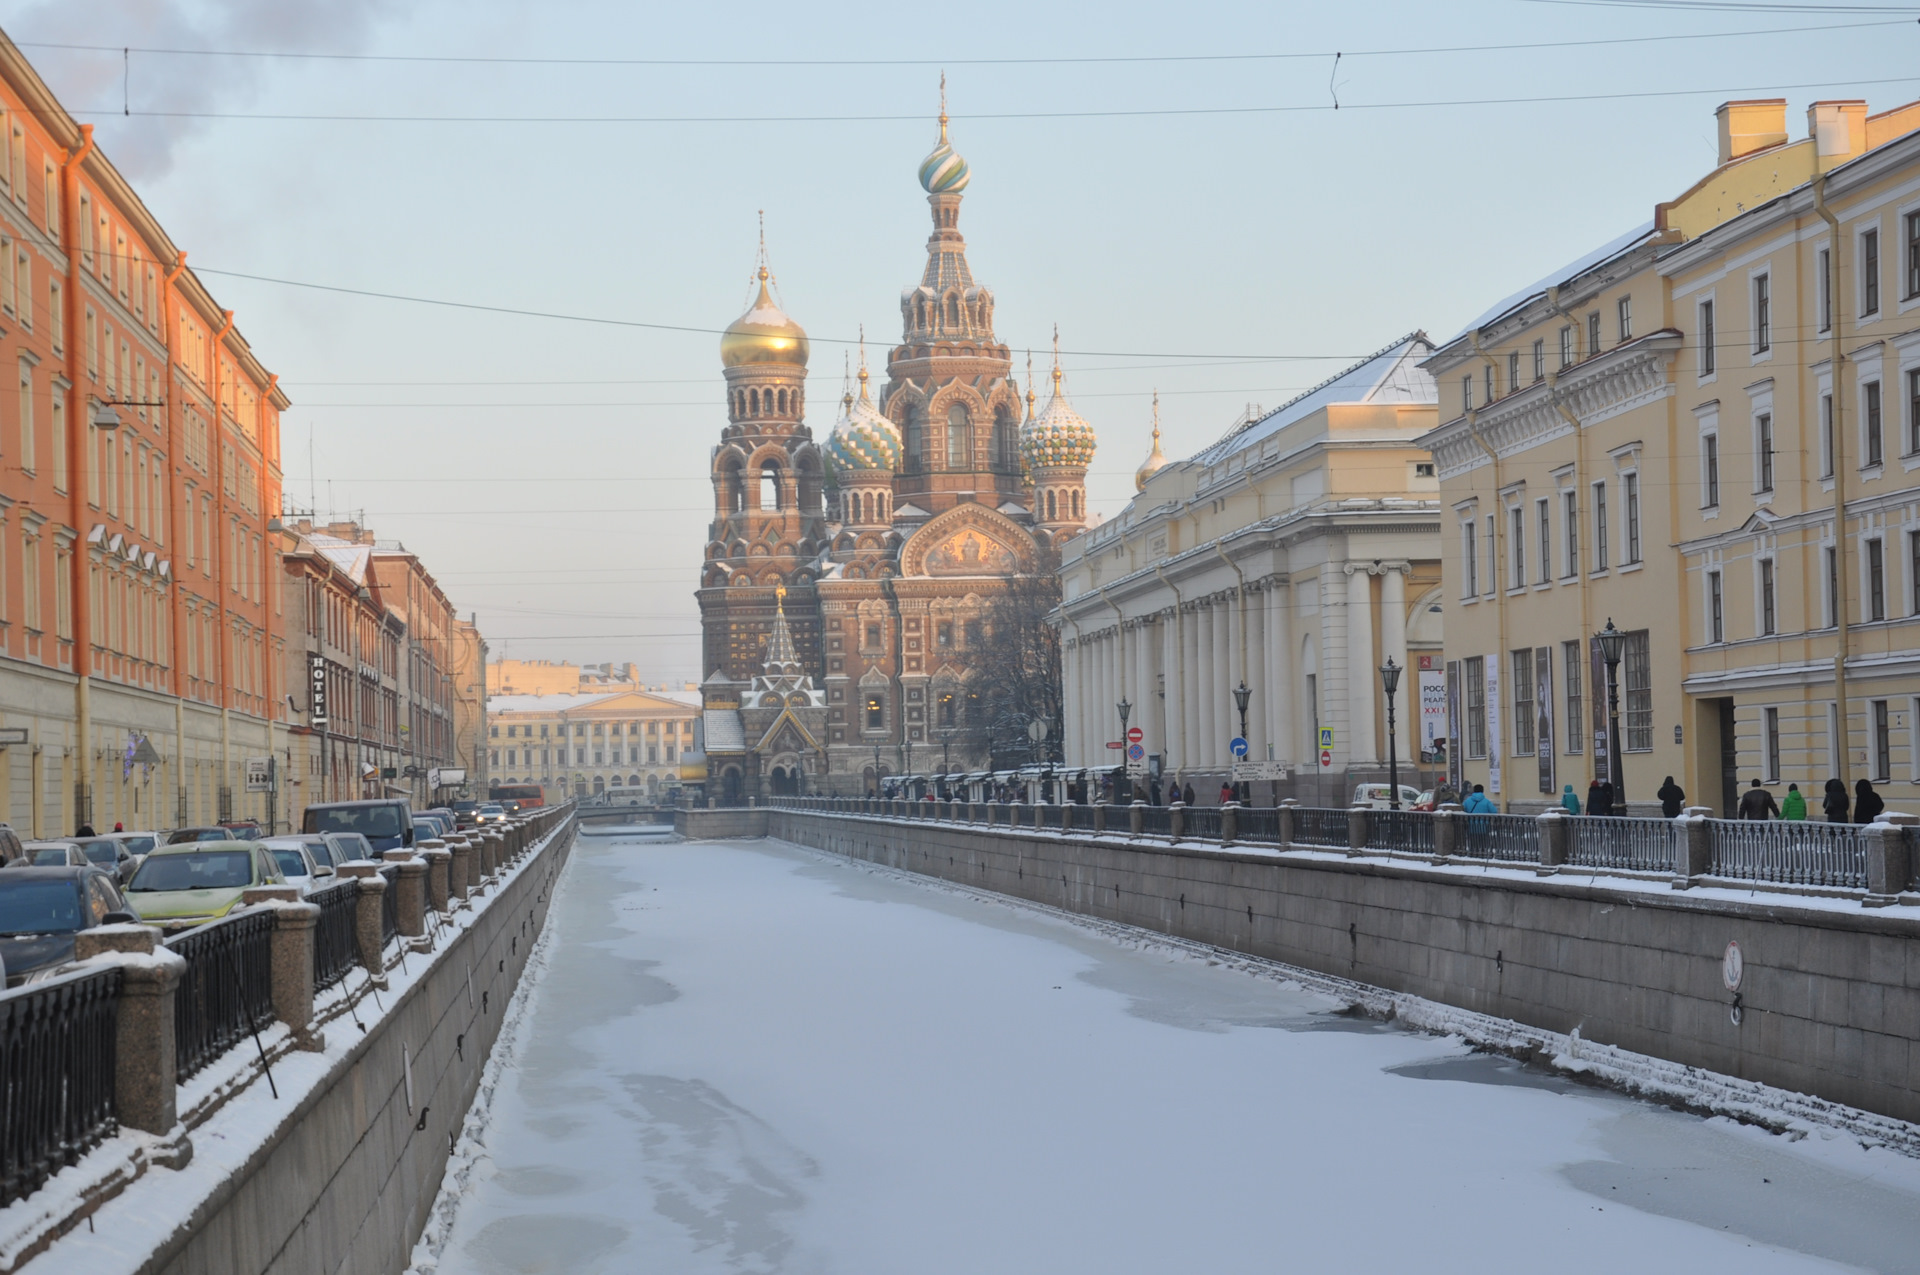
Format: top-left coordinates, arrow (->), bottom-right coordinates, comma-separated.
1351,783 -> 1423,810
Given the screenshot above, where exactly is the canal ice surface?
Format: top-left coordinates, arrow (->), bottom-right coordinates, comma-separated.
411,835 -> 1920,1274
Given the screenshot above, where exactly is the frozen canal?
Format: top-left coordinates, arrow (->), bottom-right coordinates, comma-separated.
414,834 -> 1920,1274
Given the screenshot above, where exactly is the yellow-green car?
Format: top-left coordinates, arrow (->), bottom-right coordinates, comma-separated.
124,841 -> 286,930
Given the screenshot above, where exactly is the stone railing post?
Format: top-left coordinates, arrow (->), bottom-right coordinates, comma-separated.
1130,800 -> 1146,837
1433,804 -> 1461,862
337,863 -> 389,980
1060,802 -> 1073,833
1673,806 -> 1715,887
73,925 -> 185,1143
1863,814 -> 1917,906
239,891 -> 323,1050
449,837 -> 476,901
383,851 -> 429,940
1536,810 -> 1569,874
1093,803 -> 1107,835
422,847 -> 451,913
1277,799 -> 1298,848
1347,806 -> 1369,856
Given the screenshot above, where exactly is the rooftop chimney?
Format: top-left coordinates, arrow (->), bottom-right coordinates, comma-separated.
1807,100 -> 1868,172
1716,99 -> 1787,165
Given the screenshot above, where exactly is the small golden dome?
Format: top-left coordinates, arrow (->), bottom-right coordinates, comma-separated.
720,267 -> 810,368
1134,392 -> 1169,491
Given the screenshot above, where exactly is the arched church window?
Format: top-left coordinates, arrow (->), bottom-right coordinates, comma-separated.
760,462 -> 781,511
777,388 -> 788,414
1046,490 -> 1057,520
879,493 -> 887,521
1072,490 -> 1081,519
749,388 -> 761,416
904,405 -> 923,471
945,294 -> 960,328
995,407 -> 1016,468
939,692 -> 956,726
946,403 -> 971,470
865,695 -> 885,729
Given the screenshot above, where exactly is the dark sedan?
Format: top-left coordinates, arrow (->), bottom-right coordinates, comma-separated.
0,867 -> 140,987
75,837 -> 140,885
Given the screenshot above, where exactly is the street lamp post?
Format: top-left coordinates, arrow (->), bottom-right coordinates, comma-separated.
1596,618 -> 1626,810
1116,698 -> 1132,803
1232,681 -> 1252,803
1379,658 -> 1402,810
872,741 -> 882,799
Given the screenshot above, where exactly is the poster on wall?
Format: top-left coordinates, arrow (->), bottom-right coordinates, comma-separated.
1535,645 -> 1555,796
1445,661 -> 1463,792
1485,654 -> 1502,797
1590,636 -> 1610,785
1419,670 -> 1448,766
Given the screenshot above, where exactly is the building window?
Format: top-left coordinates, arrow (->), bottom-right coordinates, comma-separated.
1562,640 -> 1583,755
1867,537 -> 1886,621
1559,325 -> 1573,370
1623,473 -> 1640,564
936,621 -> 952,647
1593,481 -> 1608,570
1617,295 -> 1632,343
1872,700 -> 1891,781
1760,559 -> 1776,635
1907,211 -> 1920,300
1708,570 -> 1723,643
1826,545 -> 1839,628
1912,531 -> 1920,616
1464,656 -> 1487,759
1752,274 -> 1770,353
1821,394 -> 1836,478
1586,311 -> 1600,359
1756,413 -> 1773,492
1511,649 -> 1535,755
1864,380 -> 1883,468
1818,247 -> 1833,332
1507,351 -> 1519,394
1909,369 -> 1920,456
1509,506 -> 1525,589
1461,518 -> 1478,597
865,622 -> 881,649
1861,227 -> 1880,316
1462,374 -> 1473,415
938,692 -> 956,726
1536,499 -> 1551,585
865,695 -> 884,730
1484,364 -> 1494,406
1623,629 -> 1652,752
1483,516 -> 1496,597
1531,339 -> 1544,383
1764,707 -> 1781,782
1698,300 -> 1715,376
1702,432 -> 1720,508
1561,490 -> 1578,577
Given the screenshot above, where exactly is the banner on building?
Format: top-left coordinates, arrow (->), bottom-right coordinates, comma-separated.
1485,654 -> 1502,797
309,654 -> 330,727
1418,670 -> 1447,765
1535,645 -> 1555,796
1445,661 -> 1462,791
1590,637 -> 1610,782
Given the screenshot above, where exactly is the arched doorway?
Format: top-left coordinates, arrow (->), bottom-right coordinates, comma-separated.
769,764 -> 799,796
592,775 -> 605,795
721,767 -> 744,805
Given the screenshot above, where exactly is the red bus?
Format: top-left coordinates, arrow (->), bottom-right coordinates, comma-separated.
489,782 -> 547,809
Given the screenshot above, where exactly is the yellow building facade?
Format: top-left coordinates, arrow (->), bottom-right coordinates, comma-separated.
487,688 -> 700,800
1421,97 -> 1920,815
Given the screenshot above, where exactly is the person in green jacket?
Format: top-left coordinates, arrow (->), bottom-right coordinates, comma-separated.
1560,784 -> 1580,814
1781,783 -> 1807,820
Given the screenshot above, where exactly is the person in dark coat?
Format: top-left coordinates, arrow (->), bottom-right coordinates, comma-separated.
1853,778 -> 1885,824
1737,778 -> 1779,821
1148,776 -> 1162,806
1588,780 -> 1614,816
1822,778 -> 1850,823
1657,776 -> 1686,818
76,823 -> 96,837
1586,778 -> 1604,815
1182,781 -> 1196,806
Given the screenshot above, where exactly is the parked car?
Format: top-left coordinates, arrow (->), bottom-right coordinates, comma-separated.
1411,790 -> 1438,812
105,830 -> 162,863
13,841 -> 91,868
302,799 -> 414,854
219,820 -> 263,839
1350,784 -> 1424,810
74,837 -> 140,886
260,837 -> 336,896
412,813 -> 449,840
0,825 -> 24,865
0,866 -> 139,987
323,831 -> 377,865
165,826 -> 241,845
123,842 -> 286,930
449,800 -> 480,831
476,803 -> 508,826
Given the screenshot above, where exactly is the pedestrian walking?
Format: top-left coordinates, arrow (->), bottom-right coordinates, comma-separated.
1853,778 -> 1885,824
1822,778 -> 1850,823
1657,775 -> 1686,819
1560,784 -> 1580,815
76,822 -> 96,837
1219,781 -> 1234,805
1737,778 -> 1779,820
1586,778 -> 1603,815
1148,776 -> 1163,806
1781,783 -> 1807,820
1588,779 -> 1614,817
1182,781 -> 1196,806
1462,783 -> 1496,851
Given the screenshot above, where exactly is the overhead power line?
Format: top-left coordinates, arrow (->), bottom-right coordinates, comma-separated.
20,17 -> 1906,66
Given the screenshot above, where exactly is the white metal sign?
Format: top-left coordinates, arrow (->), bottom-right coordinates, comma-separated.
1231,761 -> 1286,781
244,756 -> 276,792
1722,940 -> 1743,992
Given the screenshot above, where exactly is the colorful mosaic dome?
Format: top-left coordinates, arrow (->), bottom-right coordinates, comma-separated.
918,110 -> 970,195
825,368 -> 901,474
1021,364 -> 1097,472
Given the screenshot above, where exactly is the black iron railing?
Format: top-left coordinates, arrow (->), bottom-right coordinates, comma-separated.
1455,812 -> 1540,864
166,909 -> 275,1084
1136,805 -> 1173,836
1293,807 -> 1352,848
379,865 -> 400,944
1707,819 -> 1867,889
310,880 -> 360,992
1237,807 -> 1284,844
0,968 -> 122,1206
1368,810 -> 1436,855
1068,804 -> 1098,833
1182,806 -> 1223,840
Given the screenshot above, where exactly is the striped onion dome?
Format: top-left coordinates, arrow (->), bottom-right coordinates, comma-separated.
1021,362 -> 1097,471
825,365 -> 901,475
918,111 -> 970,194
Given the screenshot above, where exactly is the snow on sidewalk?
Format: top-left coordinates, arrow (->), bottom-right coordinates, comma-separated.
415,835 -> 1920,1274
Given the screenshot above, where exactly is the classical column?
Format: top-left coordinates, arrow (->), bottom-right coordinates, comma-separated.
1181,606 -> 1201,780
1214,596 -> 1233,763
1162,611 -> 1182,774
1196,603 -> 1216,769
1265,581 -> 1293,764
1381,565 -> 1410,765
1246,587 -> 1267,758
1346,565 -> 1377,764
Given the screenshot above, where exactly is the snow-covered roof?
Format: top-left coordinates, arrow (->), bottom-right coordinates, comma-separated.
488,689 -> 701,715
1447,221 -> 1657,344
1198,333 -> 1437,465
703,709 -> 746,753
303,532 -> 372,585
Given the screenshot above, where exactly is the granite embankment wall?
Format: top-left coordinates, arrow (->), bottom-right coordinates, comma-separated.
768,810 -> 1920,1125
142,819 -> 577,1275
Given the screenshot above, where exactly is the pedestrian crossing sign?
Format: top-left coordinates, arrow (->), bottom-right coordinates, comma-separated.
1318,727 -> 1335,749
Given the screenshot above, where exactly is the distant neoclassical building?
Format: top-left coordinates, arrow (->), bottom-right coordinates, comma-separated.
695,103 -> 1097,799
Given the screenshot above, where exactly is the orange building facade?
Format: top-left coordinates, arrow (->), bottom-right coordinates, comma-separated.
0,32 -> 290,835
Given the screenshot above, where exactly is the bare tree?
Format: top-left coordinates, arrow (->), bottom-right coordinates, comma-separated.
965,546 -> 1063,769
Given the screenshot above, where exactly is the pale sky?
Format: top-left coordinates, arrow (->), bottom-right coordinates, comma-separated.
7,0 -> 1908,682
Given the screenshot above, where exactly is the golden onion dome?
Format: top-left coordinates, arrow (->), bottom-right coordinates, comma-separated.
1135,393 -> 1169,491
720,267 -> 810,368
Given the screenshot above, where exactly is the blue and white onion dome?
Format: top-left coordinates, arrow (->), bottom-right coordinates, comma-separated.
1021,362 -> 1097,472
825,365 -> 902,475
918,111 -> 970,194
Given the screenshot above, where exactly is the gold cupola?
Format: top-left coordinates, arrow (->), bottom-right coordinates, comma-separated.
1134,391 -> 1169,491
720,265 -> 810,368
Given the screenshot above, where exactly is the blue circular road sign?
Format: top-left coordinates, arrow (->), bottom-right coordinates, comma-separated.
1229,737 -> 1249,757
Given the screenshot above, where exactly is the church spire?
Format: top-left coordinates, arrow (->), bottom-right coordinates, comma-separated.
764,584 -> 802,674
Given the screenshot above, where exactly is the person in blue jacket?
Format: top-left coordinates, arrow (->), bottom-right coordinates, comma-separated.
1560,784 -> 1581,815
1461,783 -> 1496,848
